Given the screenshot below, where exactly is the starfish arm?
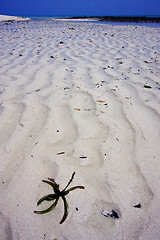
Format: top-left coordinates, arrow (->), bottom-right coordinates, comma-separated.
34,197 -> 59,214
37,194 -> 57,206
60,196 -> 68,224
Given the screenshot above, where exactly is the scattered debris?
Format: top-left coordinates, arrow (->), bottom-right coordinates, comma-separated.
133,203 -> 141,208
57,152 -> 65,155
97,100 -> 105,103
101,209 -> 119,219
144,85 -> 152,88
144,60 -> 150,64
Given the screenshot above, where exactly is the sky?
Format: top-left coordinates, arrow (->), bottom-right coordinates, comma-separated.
0,0 -> 160,17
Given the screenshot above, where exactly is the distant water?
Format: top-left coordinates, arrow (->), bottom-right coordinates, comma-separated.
26,15 -> 160,20
26,15 -> 160,18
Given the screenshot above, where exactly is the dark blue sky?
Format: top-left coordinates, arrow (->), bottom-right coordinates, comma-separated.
0,0 -> 160,17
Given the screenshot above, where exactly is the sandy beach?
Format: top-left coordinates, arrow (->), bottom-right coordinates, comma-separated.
0,17 -> 160,240
0,14 -> 30,22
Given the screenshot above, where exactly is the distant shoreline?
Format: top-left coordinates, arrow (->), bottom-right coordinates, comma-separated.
69,16 -> 160,23
0,14 -> 160,23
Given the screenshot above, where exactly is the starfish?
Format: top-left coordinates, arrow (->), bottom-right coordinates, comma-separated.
34,172 -> 85,224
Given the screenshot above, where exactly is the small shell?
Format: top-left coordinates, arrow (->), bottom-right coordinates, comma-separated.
101,209 -> 119,219
110,210 -> 119,219
101,210 -> 110,217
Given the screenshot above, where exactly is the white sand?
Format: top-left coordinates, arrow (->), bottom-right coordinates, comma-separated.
0,14 -> 30,22
0,19 -> 160,240
55,18 -> 98,22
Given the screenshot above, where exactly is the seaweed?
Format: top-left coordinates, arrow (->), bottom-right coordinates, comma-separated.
34,172 -> 85,224
144,85 -> 152,88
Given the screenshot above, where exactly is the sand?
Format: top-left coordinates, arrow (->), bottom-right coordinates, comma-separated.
0,16 -> 160,240
0,15 -> 30,22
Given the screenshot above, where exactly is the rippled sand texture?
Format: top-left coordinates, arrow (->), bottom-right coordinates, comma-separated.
0,20 -> 160,240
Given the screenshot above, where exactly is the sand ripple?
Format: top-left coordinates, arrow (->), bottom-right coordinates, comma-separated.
0,20 -> 160,240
